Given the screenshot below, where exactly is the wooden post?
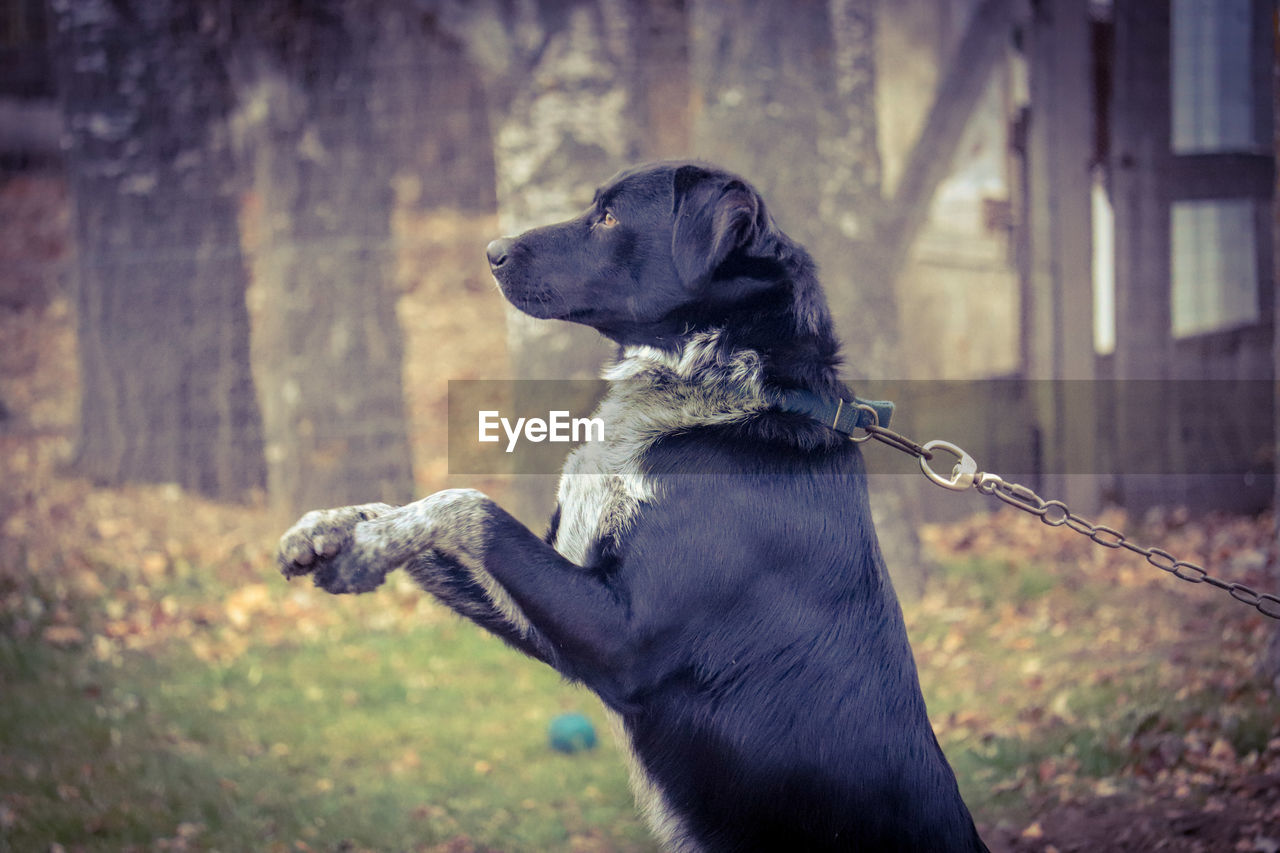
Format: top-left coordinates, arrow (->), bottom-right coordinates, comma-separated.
1110,0 -> 1177,511
1025,0 -> 1098,510
1267,20 -> 1280,688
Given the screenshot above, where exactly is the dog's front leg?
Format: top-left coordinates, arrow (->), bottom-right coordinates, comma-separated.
277,489 -> 631,675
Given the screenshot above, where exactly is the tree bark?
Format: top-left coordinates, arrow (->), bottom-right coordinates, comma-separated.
231,1 -> 415,517
688,0 -> 929,591
50,0 -> 265,501
447,0 -> 658,384
689,0 -> 888,373
443,0 -> 687,523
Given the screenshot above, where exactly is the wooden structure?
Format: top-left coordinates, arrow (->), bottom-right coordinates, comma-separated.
893,0 -> 1275,517
1105,0 -> 1274,512
1010,0 -> 1275,514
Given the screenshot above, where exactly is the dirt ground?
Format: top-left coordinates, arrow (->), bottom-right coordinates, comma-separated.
983,783 -> 1280,852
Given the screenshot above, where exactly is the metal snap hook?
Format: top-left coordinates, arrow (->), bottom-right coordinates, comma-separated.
918,440 -> 977,491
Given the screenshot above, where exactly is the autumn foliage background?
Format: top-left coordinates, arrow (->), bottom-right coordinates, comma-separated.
3,166 -> 1280,852
3,0 -> 1280,850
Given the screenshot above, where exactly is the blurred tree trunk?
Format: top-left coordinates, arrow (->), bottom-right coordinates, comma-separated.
230,1 -> 415,518
688,0 -> 929,591
444,0 -> 687,524
49,0 -> 266,501
486,2 -> 628,388
449,0 -> 674,381
690,0 -> 889,368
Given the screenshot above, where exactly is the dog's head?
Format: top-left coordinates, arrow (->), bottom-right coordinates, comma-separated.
486,161 -> 830,351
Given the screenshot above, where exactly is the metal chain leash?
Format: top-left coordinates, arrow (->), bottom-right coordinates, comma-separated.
847,412 -> 1280,621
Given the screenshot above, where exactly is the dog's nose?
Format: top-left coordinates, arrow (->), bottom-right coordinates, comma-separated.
486,238 -> 513,269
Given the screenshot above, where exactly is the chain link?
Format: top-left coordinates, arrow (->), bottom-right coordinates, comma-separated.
861,425 -> 1280,621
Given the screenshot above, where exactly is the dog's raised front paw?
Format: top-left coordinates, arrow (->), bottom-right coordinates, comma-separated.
277,502 -> 394,594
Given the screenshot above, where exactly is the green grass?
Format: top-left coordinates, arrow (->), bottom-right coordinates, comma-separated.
930,556 -> 1060,609
3,543 -> 1275,850
0,617 -> 656,852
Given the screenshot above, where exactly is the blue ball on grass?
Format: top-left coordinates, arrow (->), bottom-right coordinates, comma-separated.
548,712 -> 598,753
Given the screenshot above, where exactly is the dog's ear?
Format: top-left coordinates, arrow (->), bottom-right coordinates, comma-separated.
671,166 -> 763,286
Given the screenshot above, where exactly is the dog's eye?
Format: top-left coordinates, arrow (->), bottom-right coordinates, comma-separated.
600,211 -> 619,228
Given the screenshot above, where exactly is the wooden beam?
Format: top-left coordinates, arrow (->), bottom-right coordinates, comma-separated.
1110,0 -> 1177,511
1025,0 -> 1097,510
876,0 -> 1014,285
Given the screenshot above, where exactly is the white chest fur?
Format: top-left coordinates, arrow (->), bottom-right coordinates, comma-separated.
553,441 -> 653,565
550,334 -> 769,567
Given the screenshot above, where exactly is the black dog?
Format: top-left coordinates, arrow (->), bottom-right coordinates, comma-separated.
278,162 -> 987,852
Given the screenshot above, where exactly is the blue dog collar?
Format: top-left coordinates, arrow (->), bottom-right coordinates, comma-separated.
776,390 -> 894,436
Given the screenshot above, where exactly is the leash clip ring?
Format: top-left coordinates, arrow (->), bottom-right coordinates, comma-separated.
845,402 -> 879,444
919,440 -> 977,491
